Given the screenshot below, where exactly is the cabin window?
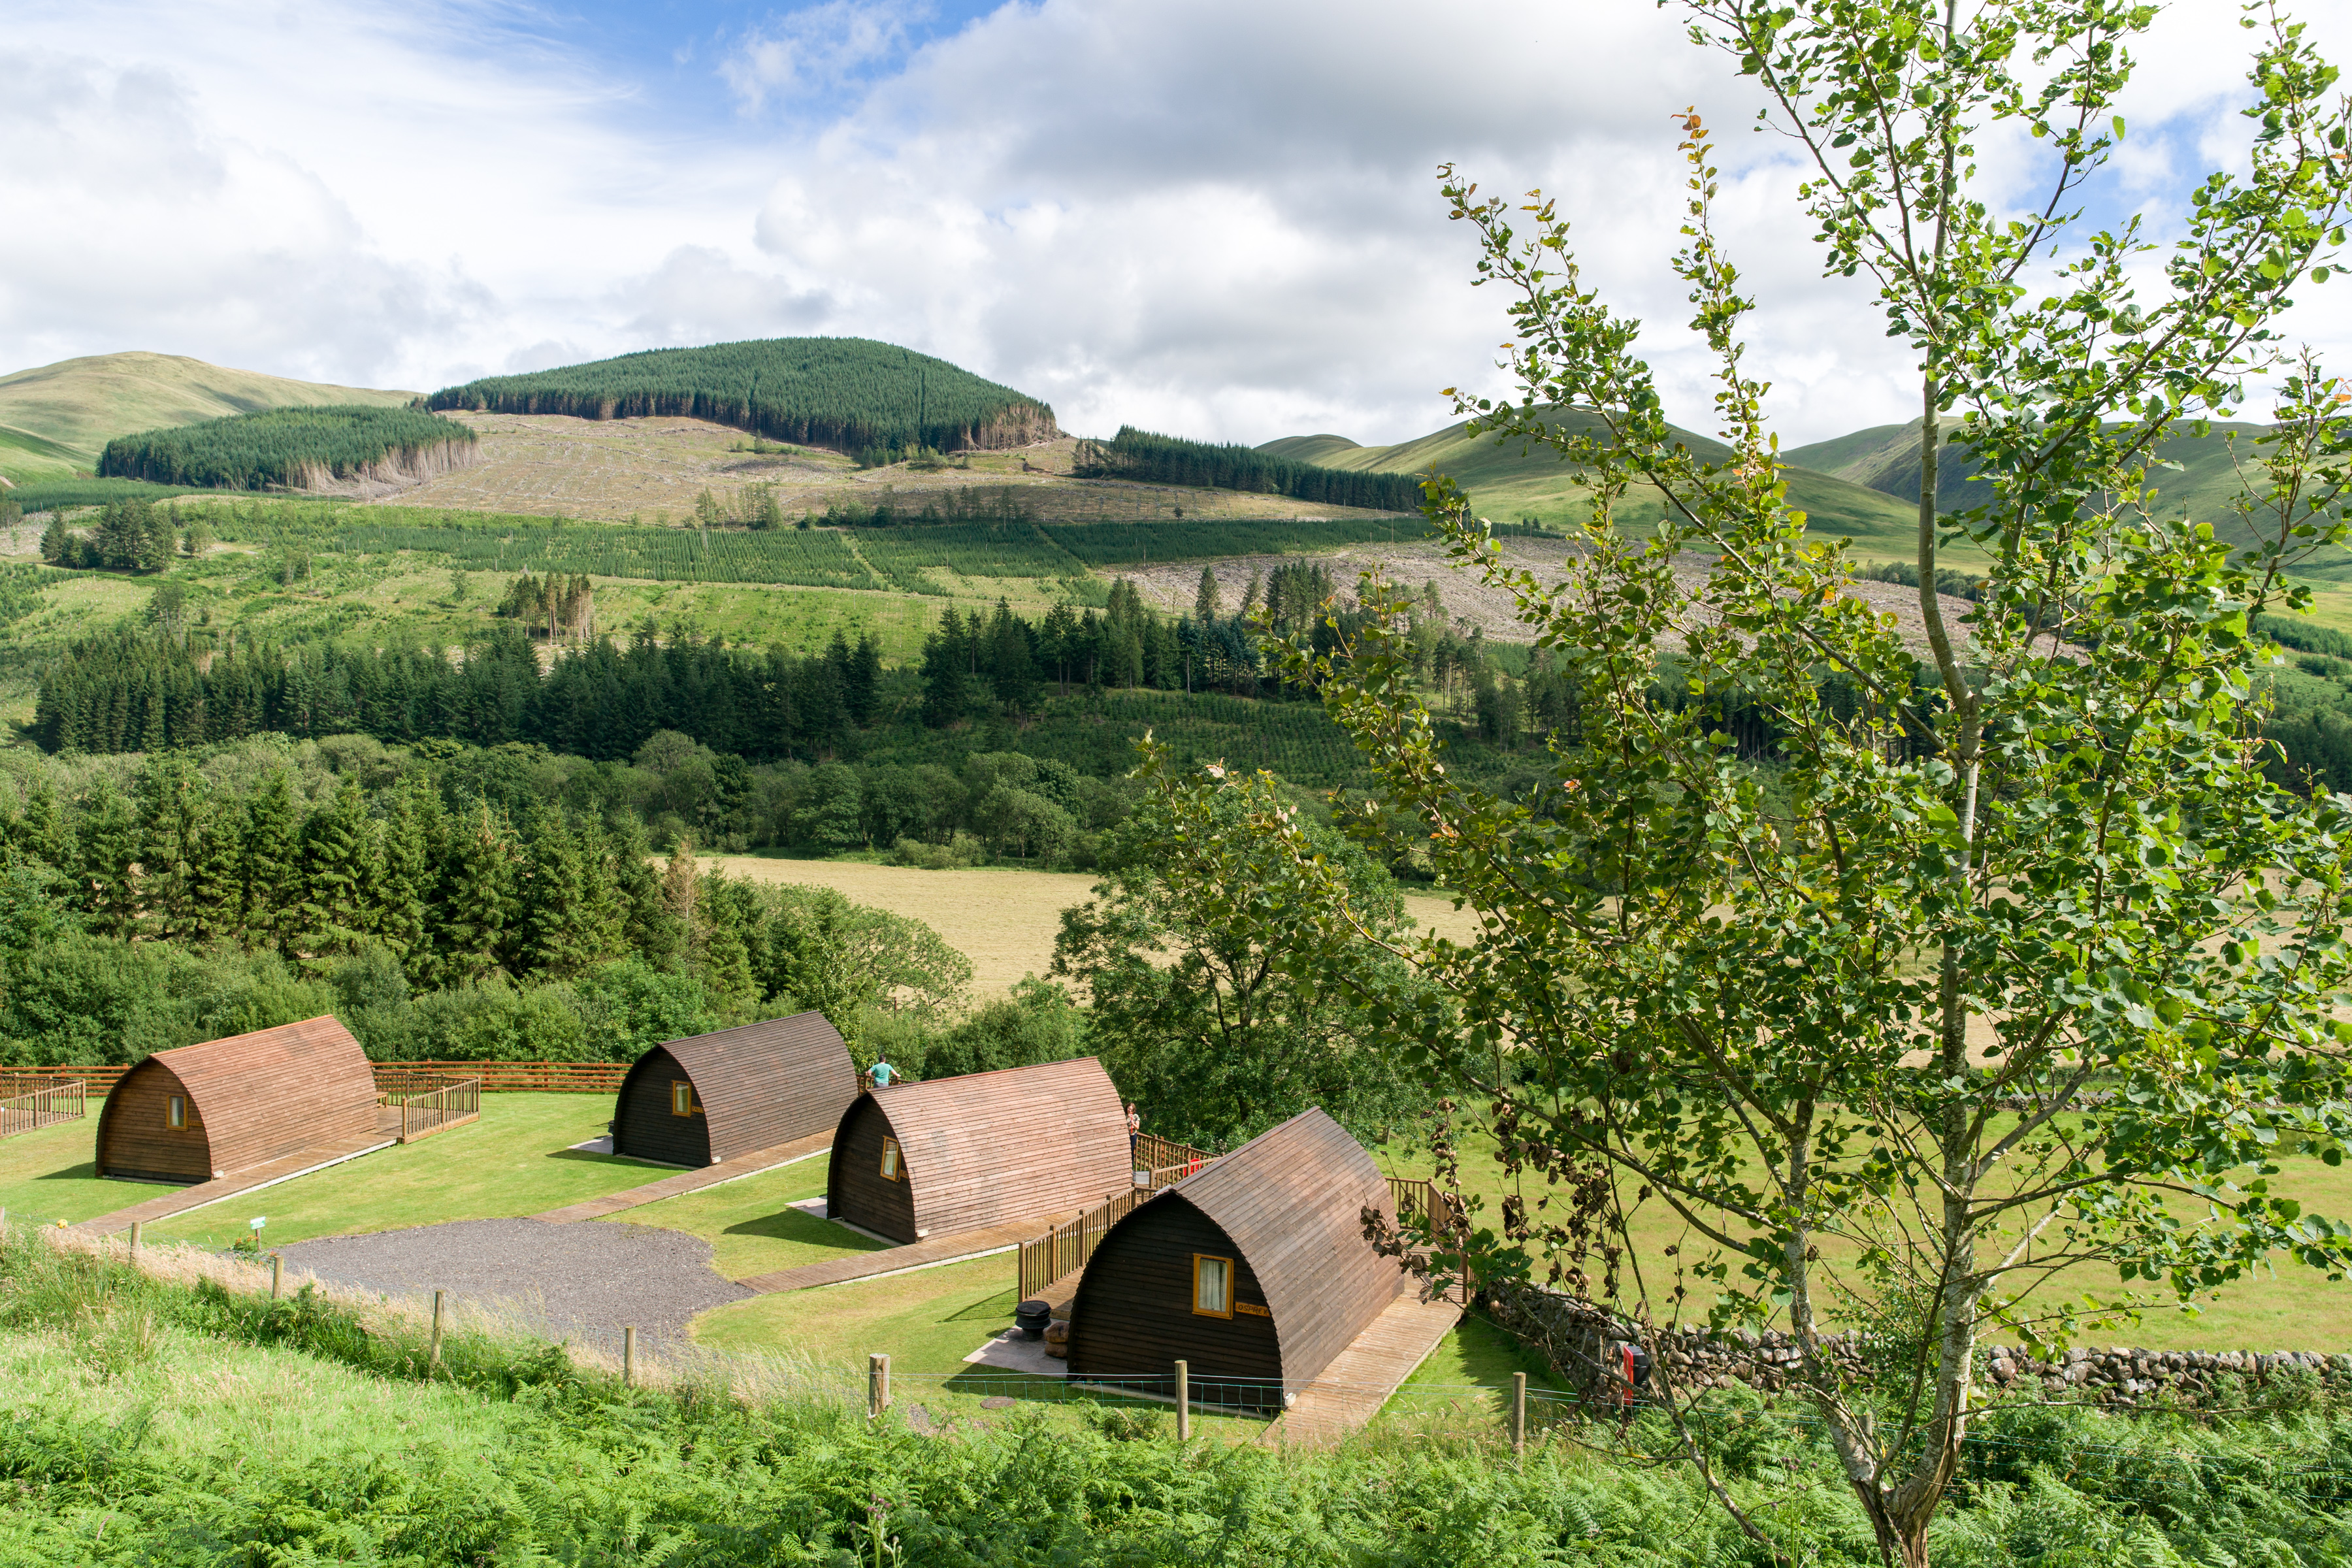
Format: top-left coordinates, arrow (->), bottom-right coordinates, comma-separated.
1192,1254 -> 1234,1318
670,1081 -> 697,1117
879,1136 -> 903,1181
166,1095 -> 187,1130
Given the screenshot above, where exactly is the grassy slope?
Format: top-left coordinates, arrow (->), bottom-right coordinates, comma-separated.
0,351 -> 417,483
1262,412 -> 1931,560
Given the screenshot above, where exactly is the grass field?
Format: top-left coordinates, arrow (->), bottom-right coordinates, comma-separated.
0,351 -> 417,483
698,856 -> 1486,997
600,1155 -> 878,1279
1372,1128 -> 2352,1354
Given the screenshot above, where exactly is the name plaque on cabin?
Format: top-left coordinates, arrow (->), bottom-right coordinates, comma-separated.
1235,1301 -> 1271,1318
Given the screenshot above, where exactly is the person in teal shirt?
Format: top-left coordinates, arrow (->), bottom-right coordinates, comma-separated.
868,1056 -> 895,1089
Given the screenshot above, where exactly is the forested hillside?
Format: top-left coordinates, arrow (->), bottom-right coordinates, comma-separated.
427,338 -> 1056,457
97,405 -> 478,491
1075,427 -> 1422,511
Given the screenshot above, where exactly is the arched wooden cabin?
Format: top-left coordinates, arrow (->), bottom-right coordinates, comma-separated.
95,1017 -> 378,1184
1064,1107 -> 1405,1405
612,1012 -> 858,1168
826,1056 -> 1131,1243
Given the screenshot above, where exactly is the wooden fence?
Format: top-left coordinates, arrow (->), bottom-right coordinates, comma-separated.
0,1079 -> 86,1139
1387,1176 -> 1441,1228
0,1062 -> 627,1103
380,1076 -> 483,1143
1015,1136 -> 1225,1299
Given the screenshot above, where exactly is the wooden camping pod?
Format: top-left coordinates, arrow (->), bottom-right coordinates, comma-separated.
612,1012 -> 858,1167
825,1056 -> 1131,1243
1063,1106 -> 1405,1401
93,1017 -> 378,1184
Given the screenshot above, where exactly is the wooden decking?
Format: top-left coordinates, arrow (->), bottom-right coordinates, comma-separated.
735,1210 -> 1079,1295
532,1132 -> 834,1224
1260,1288 -> 1463,1447
73,1132 -> 397,1236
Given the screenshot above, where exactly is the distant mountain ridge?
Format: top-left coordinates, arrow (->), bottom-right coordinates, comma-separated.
0,352 -> 417,485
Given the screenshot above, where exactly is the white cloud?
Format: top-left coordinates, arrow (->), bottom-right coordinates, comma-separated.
1,0 -> 2346,447
721,1 -> 927,112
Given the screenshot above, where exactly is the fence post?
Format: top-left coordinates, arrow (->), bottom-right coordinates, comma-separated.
129,1220 -> 142,1258
1175,1360 -> 1190,1441
869,1352 -> 890,1418
430,1290 -> 446,1371
623,1326 -> 636,1388
271,1253 -> 284,1299
1511,1371 -> 1526,1457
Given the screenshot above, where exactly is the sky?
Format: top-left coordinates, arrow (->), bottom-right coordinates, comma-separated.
4,0 -> 2348,449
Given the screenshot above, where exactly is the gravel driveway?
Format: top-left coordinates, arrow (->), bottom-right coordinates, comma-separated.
280,1217 -> 752,1352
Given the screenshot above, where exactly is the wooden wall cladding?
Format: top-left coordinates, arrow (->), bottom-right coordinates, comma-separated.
623,1012 -> 858,1164
1065,1197 -> 1282,1394
836,1057 -> 1131,1242
92,1017 -> 378,1183
1068,1107 -> 1405,1396
93,1060 -> 211,1183
612,1046 -> 711,1167
827,1096 -> 919,1242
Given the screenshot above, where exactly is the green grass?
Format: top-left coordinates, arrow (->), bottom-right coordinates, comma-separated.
0,1114 -> 135,1226
597,1155 -> 877,1279
0,350 -> 417,484
1373,1124 -> 2352,1354
146,1093 -> 672,1249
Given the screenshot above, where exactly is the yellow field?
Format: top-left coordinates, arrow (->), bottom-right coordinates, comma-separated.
700,856 -> 1484,997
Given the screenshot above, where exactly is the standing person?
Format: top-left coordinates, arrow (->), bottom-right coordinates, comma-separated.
868,1054 -> 896,1090
1125,1101 -> 1141,1160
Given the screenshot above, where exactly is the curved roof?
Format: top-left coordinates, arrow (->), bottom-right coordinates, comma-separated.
1135,1106 -> 1403,1386
632,1011 -> 858,1160
843,1056 -> 1130,1237
123,1015 -> 377,1175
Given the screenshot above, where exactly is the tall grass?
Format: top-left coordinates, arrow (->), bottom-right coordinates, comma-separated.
10,1220 -> 2352,1565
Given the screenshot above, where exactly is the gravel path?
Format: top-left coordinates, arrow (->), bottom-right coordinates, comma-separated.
280,1217 -> 751,1352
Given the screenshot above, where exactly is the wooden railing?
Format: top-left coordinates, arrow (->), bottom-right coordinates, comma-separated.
0,1079 -> 85,1139
382,1076 -> 482,1143
372,1062 -> 627,1093
0,1061 -> 627,1101
1019,1186 -> 1156,1301
1134,1132 -> 1215,1176
0,1066 -> 125,1099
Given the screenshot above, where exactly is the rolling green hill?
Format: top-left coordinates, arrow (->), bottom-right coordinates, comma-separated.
1786,418 -> 2351,580
428,337 -> 1056,458
1263,410 -> 1931,559
0,352 -> 418,485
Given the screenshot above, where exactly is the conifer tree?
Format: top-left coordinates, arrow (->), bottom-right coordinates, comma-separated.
73,777 -> 141,937
297,779 -> 372,955
372,779 -> 436,969
240,771 -> 302,949
18,783 -> 67,868
133,757 -> 207,941
431,804 -> 512,986
511,804 -> 593,979
1193,566 -> 1220,625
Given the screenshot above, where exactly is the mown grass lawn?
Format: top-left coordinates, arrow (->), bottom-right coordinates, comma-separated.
148,1093 -> 670,1249
598,1156 -> 877,1279
0,1113 -> 134,1226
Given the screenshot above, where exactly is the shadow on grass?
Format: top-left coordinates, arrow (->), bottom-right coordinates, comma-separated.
722,1207 -> 890,1254
542,1149 -> 676,1169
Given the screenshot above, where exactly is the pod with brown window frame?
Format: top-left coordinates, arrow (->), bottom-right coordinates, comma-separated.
825,1058 -> 1130,1243
94,1018 -> 378,1186
610,1013 -> 858,1168
1064,1107 -> 1406,1411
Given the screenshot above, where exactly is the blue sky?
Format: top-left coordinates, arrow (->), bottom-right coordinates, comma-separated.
3,0 -> 2347,448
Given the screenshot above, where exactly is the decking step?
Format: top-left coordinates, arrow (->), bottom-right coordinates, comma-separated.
1260,1288 -> 1463,1447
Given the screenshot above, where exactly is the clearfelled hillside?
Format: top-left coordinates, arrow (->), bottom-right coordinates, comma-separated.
0,352 -> 419,485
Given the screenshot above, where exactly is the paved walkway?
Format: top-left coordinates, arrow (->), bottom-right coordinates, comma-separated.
74,1133 -> 397,1236
1260,1288 -> 1463,1447
735,1212 -> 1074,1295
532,1132 -> 834,1224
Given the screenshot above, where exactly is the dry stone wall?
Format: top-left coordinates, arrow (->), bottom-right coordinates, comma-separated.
1482,1279 -> 2352,1409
